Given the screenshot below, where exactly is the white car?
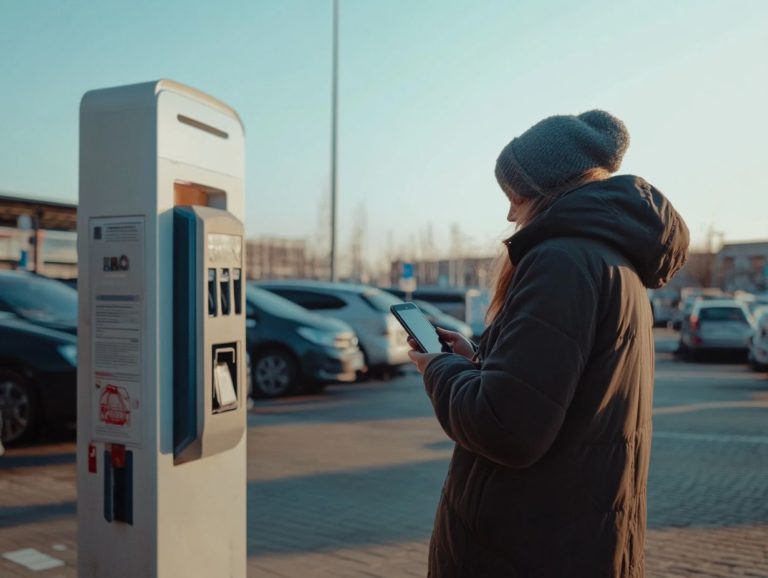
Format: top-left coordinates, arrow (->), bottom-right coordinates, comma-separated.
748,306 -> 768,371
256,281 -> 411,377
679,299 -> 754,360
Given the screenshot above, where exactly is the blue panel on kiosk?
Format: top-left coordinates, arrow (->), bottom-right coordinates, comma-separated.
173,207 -> 198,460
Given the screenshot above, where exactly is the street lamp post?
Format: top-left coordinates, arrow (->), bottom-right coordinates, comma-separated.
329,0 -> 339,282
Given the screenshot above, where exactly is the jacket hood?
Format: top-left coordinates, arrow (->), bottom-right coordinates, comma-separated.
506,174 -> 689,288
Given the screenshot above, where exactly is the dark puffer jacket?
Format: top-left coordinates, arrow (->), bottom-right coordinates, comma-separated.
424,175 -> 689,578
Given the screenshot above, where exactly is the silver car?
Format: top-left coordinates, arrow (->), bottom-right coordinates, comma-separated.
256,281 -> 411,377
679,299 -> 753,360
748,306 -> 768,371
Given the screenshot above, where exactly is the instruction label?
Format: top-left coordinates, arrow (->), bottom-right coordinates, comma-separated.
90,217 -> 145,446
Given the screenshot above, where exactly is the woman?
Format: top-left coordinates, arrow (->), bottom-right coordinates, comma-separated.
408,110 -> 689,577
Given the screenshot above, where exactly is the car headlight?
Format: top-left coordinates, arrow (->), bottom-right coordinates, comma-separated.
297,327 -> 341,348
58,344 -> 78,366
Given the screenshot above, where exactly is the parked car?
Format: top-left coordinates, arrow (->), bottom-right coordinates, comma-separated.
256,281 -> 410,376
746,296 -> 768,315
678,299 -> 753,360
0,317 -> 77,443
0,271 -> 77,334
648,288 -> 677,328
382,286 -> 489,337
245,286 -> 365,397
56,278 -> 78,290
412,299 -> 474,339
670,288 -> 726,330
748,306 -> 768,371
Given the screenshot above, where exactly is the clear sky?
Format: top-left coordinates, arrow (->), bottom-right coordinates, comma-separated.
1,0 -> 767,271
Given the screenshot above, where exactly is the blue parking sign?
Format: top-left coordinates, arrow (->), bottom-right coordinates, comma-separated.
402,262 -> 413,279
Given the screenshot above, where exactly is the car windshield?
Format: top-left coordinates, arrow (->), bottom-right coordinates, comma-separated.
247,285 -> 315,318
0,275 -> 77,324
360,288 -> 403,312
699,307 -> 747,323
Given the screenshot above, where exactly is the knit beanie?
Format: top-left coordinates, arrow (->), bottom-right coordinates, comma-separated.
495,110 -> 630,198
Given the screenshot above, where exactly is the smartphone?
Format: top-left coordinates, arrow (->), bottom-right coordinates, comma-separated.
390,302 -> 445,354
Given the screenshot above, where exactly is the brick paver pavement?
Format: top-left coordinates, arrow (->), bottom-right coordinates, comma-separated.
1,330 -> 767,577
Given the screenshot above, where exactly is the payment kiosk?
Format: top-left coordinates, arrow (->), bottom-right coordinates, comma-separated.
77,80 -> 246,577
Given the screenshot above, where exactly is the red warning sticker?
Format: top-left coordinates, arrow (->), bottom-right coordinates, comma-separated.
99,384 -> 131,427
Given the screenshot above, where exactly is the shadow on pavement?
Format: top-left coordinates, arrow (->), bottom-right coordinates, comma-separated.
0,451 -> 75,469
247,458 -> 446,556
0,502 -> 76,528
250,373 -> 436,428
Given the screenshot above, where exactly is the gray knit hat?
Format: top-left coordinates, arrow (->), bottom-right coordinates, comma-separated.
495,110 -> 630,198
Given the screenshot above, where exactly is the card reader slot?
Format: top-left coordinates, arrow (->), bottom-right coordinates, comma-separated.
208,268 -> 217,316
220,268 -> 231,316
233,268 -> 242,315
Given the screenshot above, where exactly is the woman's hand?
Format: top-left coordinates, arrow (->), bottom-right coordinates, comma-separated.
407,337 -> 443,374
436,327 -> 475,360
406,327 -> 475,374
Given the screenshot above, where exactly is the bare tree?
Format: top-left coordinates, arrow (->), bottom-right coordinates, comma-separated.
308,192 -> 331,279
419,222 -> 436,261
349,203 -> 367,283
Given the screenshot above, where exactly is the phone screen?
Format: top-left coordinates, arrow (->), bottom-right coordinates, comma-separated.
392,303 -> 444,353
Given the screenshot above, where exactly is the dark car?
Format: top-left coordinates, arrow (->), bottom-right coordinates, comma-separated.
0,317 -> 77,443
246,285 -> 365,398
256,281 -> 410,375
0,271 -> 78,334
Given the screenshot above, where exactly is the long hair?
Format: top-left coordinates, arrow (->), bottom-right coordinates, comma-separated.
485,167 -> 611,324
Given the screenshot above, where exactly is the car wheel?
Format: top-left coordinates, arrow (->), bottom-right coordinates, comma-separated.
251,349 -> 300,398
750,358 -> 768,372
0,370 -> 40,444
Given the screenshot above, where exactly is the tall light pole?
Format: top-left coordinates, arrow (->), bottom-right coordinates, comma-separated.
329,0 -> 339,281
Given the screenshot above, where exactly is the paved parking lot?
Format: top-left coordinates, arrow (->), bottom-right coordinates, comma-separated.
1,330 -> 767,577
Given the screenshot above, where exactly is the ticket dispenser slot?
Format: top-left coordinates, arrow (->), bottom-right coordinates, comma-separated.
213,344 -> 238,412
173,204 -> 246,465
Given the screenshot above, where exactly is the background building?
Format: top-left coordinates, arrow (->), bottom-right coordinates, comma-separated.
0,193 -> 77,278
389,256 -> 495,289
713,241 -> 768,293
246,237 -> 332,281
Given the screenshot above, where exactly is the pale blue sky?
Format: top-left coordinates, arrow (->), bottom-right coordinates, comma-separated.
1,0 -> 767,269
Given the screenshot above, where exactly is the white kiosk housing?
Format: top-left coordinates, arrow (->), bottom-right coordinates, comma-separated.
77,80 -> 247,578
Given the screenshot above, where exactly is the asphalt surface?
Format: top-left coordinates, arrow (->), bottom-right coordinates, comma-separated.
0,329 -> 766,577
